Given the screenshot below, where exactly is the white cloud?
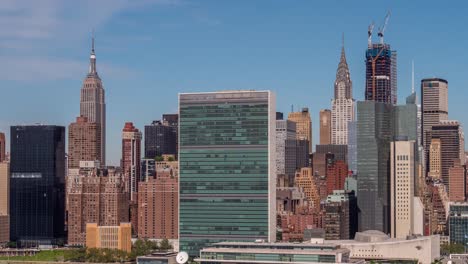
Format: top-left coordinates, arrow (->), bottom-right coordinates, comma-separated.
0,0 -> 179,81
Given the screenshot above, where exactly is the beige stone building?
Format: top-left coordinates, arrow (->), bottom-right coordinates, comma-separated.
68,116 -> 101,169
295,167 -> 320,210
421,78 -> 448,147
0,162 -> 9,215
288,108 -> 312,150
0,161 -> 9,244
67,167 -> 129,245
390,140 -> 415,239
86,223 -> 132,252
428,138 -> 441,179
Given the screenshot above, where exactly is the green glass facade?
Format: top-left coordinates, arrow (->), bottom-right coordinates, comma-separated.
449,203 -> 468,247
179,91 -> 275,256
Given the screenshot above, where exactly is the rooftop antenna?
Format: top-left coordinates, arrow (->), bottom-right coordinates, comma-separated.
91,29 -> 95,53
342,32 -> 345,47
411,60 -> 415,94
291,104 -> 293,113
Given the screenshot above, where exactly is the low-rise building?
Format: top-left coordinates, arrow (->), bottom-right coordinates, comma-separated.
86,223 -> 132,252
328,230 -> 440,264
137,252 -> 177,264
196,241 -> 359,264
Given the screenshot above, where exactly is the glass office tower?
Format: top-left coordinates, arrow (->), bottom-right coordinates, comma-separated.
179,91 -> 276,256
357,101 -> 393,234
9,125 -> 66,246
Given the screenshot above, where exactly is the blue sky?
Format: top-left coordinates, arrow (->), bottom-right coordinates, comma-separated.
0,0 -> 467,165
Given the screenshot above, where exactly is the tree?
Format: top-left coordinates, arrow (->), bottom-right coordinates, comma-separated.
131,239 -> 160,259
168,156 -> 175,161
159,238 -> 172,250
441,243 -> 465,255
155,156 -> 164,161
6,241 -> 17,248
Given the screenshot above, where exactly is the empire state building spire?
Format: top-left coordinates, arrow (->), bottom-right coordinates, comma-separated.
79,32 -> 106,166
88,33 -> 98,77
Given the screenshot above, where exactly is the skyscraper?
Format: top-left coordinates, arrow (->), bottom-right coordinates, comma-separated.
162,114 -> 179,158
393,93 -> 420,192
428,139 -> 442,179
80,36 -> 106,165
357,101 -> 393,233
144,120 -> 177,159
0,161 -> 9,244
347,121 -> 357,174
0,132 -> 5,162
10,125 -> 66,246
288,108 -> 312,150
138,176 -> 178,239
421,78 -> 448,146
121,122 -> 142,200
0,161 -> 9,215
179,91 -> 276,256
68,116 -> 101,169
319,109 -> 331,145
295,167 -> 320,210
324,190 -> 357,240
140,158 -> 156,182
425,121 -> 465,188
276,119 -> 297,185
122,122 -> 142,235
449,160 -> 466,202
390,139 -> 416,238
331,40 -> 355,145
67,166 -> 129,245
365,43 -> 397,105
326,160 -> 348,195
315,144 -> 348,163
448,203 -> 468,247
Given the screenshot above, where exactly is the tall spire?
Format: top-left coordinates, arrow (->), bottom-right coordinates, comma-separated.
340,32 -> 346,63
89,31 -> 98,76
411,60 -> 415,94
91,30 -> 95,54
334,33 -> 352,100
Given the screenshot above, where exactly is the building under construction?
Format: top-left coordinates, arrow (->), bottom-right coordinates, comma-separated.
365,12 -> 397,105
365,43 -> 397,105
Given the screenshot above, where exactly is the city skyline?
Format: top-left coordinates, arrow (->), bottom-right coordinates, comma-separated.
1,1 -> 468,165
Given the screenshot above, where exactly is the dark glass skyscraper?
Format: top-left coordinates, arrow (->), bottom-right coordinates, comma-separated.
163,114 -> 179,157
179,91 -> 276,256
9,125 -> 66,246
144,120 -> 177,159
356,101 -> 393,233
365,44 -> 397,105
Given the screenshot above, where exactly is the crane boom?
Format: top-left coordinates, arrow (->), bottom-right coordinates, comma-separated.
378,11 -> 391,44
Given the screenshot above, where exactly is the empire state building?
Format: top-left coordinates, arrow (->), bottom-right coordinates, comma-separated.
80,36 -> 106,165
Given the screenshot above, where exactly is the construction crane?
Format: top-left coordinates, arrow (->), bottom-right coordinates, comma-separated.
378,11 -> 391,44
367,21 -> 374,48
